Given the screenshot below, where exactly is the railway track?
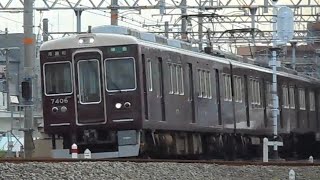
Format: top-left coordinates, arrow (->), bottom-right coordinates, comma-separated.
0,158 -> 319,166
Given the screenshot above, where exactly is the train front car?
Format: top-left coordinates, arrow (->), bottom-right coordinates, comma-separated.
40,34 -> 142,158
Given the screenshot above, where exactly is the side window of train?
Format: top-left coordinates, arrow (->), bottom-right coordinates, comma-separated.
222,73 -> 232,101
266,82 -> 273,107
299,88 -> 306,110
289,86 -> 295,109
198,69 -> 212,99
233,75 -> 243,103
309,90 -> 315,111
282,85 -> 289,109
147,59 -> 153,91
168,62 -> 184,95
250,78 -> 261,105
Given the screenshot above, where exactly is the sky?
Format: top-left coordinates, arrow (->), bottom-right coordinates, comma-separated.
0,0 -> 317,51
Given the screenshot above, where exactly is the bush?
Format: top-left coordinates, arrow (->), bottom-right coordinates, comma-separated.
0,150 -> 6,158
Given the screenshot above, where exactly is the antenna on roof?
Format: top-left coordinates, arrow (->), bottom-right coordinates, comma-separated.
88,26 -> 92,33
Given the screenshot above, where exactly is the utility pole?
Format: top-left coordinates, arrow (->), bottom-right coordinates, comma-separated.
23,0 -> 35,158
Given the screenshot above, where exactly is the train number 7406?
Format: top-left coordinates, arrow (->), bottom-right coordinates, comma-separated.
51,98 -> 69,104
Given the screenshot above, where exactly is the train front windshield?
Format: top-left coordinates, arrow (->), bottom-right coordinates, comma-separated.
105,57 -> 136,91
44,62 -> 72,95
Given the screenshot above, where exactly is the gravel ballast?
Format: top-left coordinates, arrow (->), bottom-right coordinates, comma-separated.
0,162 -> 320,180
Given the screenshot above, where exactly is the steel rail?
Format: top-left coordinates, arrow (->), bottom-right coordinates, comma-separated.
0,158 -> 319,166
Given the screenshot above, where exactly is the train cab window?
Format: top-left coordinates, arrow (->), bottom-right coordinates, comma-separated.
168,62 -> 184,95
233,75 -> 243,102
289,86 -> 295,109
250,78 -> 261,105
44,62 -> 72,95
282,86 -> 289,108
105,57 -> 136,91
77,59 -> 101,104
309,91 -> 315,111
198,69 -> 211,99
222,73 -> 232,101
299,88 -> 306,110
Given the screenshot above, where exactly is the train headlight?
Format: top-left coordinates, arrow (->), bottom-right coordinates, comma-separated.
78,37 -> 95,44
61,106 -> 67,113
115,103 -> 122,109
78,39 -> 84,44
52,107 -> 58,113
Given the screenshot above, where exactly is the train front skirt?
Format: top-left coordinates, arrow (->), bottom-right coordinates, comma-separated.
51,130 -> 140,159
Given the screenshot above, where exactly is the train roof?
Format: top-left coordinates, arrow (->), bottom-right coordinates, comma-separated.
40,25 -> 320,84
40,33 -> 138,51
136,36 -> 320,84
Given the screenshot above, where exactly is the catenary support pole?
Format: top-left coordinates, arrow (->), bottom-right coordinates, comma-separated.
250,6 -> 257,47
198,11 -> 203,51
180,0 -> 187,40
23,0 -> 35,158
111,0 -> 118,26
164,21 -> 169,38
43,18 -> 49,42
5,28 -> 10,112
75,9 -> 83,33
291,41 -> 297,70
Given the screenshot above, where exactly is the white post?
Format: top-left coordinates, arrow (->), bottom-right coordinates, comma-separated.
263,138 -> 269,162
71,143 -> 78,159
15,151 -> 19,158
309,156 -> 314,163
84,149 -> 91,159
271,0 -> 280,159
289,169 -> 295,180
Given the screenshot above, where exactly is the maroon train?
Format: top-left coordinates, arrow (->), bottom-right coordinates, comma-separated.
39,26 -> 320,159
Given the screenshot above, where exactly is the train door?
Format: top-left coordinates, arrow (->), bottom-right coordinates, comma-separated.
187,63 -> 196,123
72,49 -> 106,125
158,57 -> 166,122
215,69 -> 222,125
244,75 -> 250,127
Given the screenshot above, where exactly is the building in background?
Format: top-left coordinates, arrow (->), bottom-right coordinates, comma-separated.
0,32 -> 43,155
237,21 -> 320,78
